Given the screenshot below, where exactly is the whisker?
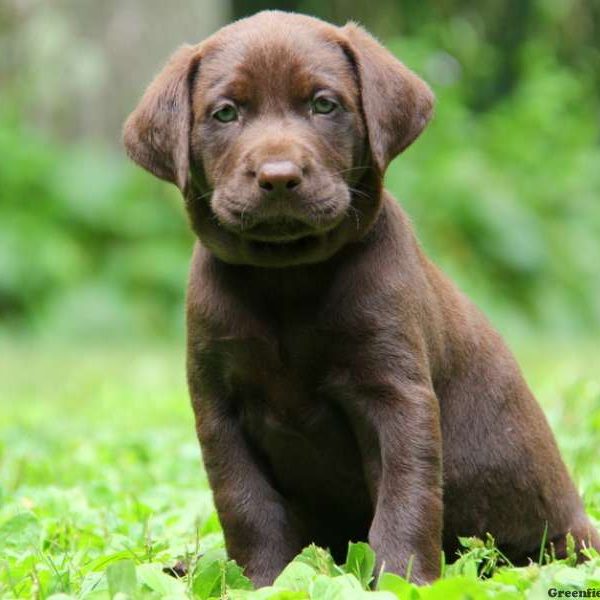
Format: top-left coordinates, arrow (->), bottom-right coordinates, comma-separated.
240,199 -> 252,231
195,189 -> 214,202
347,205 -> 362,231
335,165 -> 372,176
347,186 -> 372,201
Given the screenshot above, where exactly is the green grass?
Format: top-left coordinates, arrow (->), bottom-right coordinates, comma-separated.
0,338 -> 599,599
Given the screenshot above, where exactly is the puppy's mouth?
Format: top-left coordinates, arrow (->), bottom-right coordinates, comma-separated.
237,219 -> 320,259
209,191 -> 351,265
222,215 -> 342,265
240,217 -> 316,242
247,233 -> 322,258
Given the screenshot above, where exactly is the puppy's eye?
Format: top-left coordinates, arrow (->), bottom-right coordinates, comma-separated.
213,104 -> 238,123
311,96 -> 337,115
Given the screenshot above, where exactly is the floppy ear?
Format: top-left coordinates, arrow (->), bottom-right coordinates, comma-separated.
123,45 -> 200,191
340,23 -> 434,172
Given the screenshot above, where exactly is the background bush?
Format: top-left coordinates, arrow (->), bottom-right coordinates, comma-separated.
1,0 -> 599,340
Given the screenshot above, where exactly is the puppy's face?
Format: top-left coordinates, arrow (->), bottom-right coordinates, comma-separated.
191,29 -> 363,266
124,12 -> 434,267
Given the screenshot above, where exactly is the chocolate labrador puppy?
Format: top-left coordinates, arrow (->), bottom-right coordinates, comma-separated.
124,11 -> 599,586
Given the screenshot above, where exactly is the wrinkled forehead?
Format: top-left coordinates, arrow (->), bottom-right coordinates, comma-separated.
194,19 -> 358,111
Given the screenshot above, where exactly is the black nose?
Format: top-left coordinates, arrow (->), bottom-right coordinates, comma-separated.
257,161 -> 302,193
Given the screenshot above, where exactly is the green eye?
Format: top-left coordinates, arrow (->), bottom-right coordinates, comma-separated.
312,96 -> 337,115
213,104 -> 238,123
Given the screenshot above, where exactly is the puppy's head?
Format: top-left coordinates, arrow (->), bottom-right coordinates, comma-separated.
124,12 -> 433,267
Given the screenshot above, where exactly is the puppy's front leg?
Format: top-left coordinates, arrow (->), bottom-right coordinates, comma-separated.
189,385 -> 304,586
351,380 -> 443,584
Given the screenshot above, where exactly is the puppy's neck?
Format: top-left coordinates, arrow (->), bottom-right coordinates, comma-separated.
203,195 -> 397,306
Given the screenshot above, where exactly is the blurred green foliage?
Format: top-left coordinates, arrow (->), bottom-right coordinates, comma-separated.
387,34 -> 600,333
0,111 -> 193,339
1,0 -> 599,339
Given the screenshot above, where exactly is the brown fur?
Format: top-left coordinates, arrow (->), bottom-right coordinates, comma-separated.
124,11 -> 599,586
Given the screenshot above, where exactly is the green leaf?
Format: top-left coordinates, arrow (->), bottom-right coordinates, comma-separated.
79,571 -> 109,599
273,561 -> 317,591
310,574 -> 396,600
192,559 -> 222,599
191,551 -> 253,599
106,560 -> 138,598
0,512 -> 41,552
223,560 -> 254,591
295,545 -> 344,577
419,576 -> 493,600
228,588 -> 308,599
344,542 -> 376,589
85,551 -> 142,573
492,565 -> 538,591
377,572 -> 420,599
310,574 -> 361,600
137,563 -> 186,596
553,565 -> 588,587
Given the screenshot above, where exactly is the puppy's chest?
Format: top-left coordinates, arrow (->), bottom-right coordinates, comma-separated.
210,327 -> 368,503
216,327 -> 335,430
